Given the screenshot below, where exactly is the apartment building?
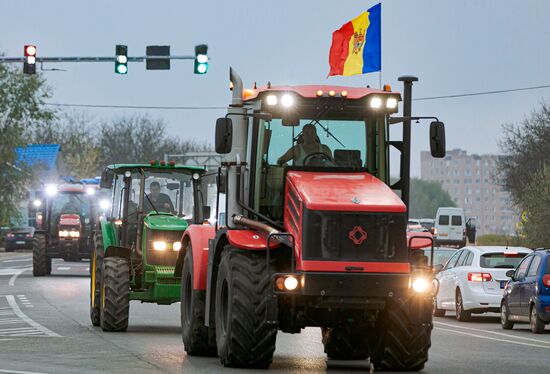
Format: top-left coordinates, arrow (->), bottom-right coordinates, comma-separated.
420,149 -> 519,236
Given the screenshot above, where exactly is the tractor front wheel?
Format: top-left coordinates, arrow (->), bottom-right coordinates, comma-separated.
90,232 -> 104,326
322,325 -> 369,360
369,298 -> 432,371
32,234 -> 51,276
181,245 -> 216,356
215,246 -> 277,368
100,257 -> 130,332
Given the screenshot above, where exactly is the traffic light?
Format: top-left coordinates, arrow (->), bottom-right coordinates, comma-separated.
24,45 -> 36,75
115,45 -> 128,74
194,44 -> 208,74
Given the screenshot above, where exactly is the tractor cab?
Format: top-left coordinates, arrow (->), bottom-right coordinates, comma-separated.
90,162 -> 207,331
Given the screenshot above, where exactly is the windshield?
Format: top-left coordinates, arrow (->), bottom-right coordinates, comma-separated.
142,171 -> 195,218
50,192 -> 91,234
255,118 -> 384,221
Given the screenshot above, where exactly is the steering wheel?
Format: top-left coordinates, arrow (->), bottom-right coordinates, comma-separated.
303,152 -> 333,166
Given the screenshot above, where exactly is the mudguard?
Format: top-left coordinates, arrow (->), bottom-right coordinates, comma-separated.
226,229 -> 281,250
99,218 -> 117,253
174,224 -> 215,290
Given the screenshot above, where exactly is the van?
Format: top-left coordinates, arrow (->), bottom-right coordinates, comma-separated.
435,207 -> 466,247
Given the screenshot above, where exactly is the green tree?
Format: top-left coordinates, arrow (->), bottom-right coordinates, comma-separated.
409,178 -> 456,218
0,64 -> 55,225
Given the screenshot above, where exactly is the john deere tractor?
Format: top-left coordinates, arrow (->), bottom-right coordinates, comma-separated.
90,162 -> 208,331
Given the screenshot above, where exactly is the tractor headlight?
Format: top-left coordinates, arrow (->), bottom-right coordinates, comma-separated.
386,97 -> 398,109
99,199 -> 110,210
33,199 -> 42,208
45,184 -> 58,196
281,94 -> 294,107
173,242 -> 182,251
58,230 -> 68,237
283,276 -> 298,291
410,276 -> 437,294
266,95 -> 278,106
153,241 -> 167,251
69,231 -> 80,238
86,188 -> 95,195
369,97 -> 382,109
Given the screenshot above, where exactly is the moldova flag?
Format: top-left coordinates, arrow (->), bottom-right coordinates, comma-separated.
328,3 -> 381,77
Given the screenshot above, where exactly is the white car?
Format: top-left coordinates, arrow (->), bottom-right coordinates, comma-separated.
434,246 -> 531,321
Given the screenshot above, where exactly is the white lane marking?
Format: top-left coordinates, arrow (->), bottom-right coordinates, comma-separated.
56,267 -> 71,271
435,320 -> 550,345
1,258 -> 32,263
435,327 -> 550,350
5,295 -> 60,337
0,369 -> 48,374
9,269 -> 31,286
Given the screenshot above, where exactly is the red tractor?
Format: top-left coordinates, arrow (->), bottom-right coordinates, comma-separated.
175,68 -> 445,370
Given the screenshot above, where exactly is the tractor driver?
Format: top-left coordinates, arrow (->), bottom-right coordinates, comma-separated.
60,194 -> 82,215
277,124 -> 333,166
144,181 -> 174,213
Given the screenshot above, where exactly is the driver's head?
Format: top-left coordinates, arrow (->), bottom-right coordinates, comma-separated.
302,124 -> 318,144
149,181 -> 161,198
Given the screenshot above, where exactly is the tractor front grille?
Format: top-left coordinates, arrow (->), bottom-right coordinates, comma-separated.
302,210 -> 407,262
144,229 -> 183,266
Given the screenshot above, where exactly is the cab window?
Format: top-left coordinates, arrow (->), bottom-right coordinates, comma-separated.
527,256 -> 541,277
515,256 -> 533,279
444,250 -> 462,270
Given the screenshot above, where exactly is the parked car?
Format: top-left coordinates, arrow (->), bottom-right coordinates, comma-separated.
4,226 -> 35,252
435,207 -> 466,247
501,249 -> 550,333
434,246 -> 531,320
423,247 -> 457,268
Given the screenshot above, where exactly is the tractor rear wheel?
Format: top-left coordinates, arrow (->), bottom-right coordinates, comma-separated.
90,232 -> 104,326
215,246 -> 277,368
369,298 -> 432,371
32,234 -> 51,276
100,257 -> 130,332
322,325 -> 369,360
181,245 -> 216,356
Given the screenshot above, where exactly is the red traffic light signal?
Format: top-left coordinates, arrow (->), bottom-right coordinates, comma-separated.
24,45 -> 37,75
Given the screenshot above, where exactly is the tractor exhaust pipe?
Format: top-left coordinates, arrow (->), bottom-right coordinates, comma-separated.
233,215 -> 292,247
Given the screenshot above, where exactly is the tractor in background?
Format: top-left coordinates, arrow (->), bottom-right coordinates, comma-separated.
90,162 -> 209,332
31,183 -> 98,276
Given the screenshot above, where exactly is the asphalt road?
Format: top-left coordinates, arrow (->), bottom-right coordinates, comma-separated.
0,250 -> 549,374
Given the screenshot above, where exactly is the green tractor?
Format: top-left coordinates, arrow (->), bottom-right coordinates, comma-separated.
90,162 -> 208,331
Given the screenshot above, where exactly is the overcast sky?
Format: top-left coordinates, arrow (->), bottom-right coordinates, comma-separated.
1,0 -> 549,176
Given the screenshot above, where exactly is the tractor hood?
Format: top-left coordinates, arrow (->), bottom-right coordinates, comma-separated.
286,171 -> 406,213
143,213 -> 188,231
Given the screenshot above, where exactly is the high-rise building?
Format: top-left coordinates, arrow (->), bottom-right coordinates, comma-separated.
420,149 -> 519,236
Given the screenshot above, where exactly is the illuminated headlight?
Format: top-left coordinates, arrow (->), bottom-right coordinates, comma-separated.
33,199 -> 42,207
69,231 -> 80,238
386,97 -> 398,109
45,184 -> 58,196
284,276 -> 298,291
173,242 -> 182,251
281,94 -> 294,107
99,199 -> 110,210
411,278 -> 429,293
266,95 -> 278,106
58,230 -> 69,237
369,97 -> 382,109
153,241 -> 167,251
86,188 -> 95,195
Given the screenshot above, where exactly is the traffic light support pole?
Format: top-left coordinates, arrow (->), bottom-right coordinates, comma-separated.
0,55 -> 195,63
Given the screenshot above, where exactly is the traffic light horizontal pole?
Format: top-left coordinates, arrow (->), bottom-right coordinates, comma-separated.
0,55 -> 195,63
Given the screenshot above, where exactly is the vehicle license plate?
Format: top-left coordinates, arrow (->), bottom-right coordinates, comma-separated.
500,281 -> 507,289
16,241 -> 25,244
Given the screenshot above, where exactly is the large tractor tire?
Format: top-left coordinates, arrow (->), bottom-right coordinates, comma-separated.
369,298 -> 432,371
90,233 -> 104,326
322,325 -> 369,360
215,246 -> 277,368
100,257 -> 130,332
181,245 -> 217,356
32,234 -> 51,276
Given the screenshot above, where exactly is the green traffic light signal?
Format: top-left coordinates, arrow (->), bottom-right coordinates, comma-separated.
194,44 -> 208,74
115,45 -> 128,75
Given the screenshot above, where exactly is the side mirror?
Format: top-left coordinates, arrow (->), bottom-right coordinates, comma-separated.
100,169 -> 115,189
505,269 -> 515,278
215,118 -> 233,154
429,121 -> 446,158
434,264 -> 444,273
282,114 -> 300,126
202,205 -> 211,220
166,182 -> 179,191
409,236 -> 433,250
